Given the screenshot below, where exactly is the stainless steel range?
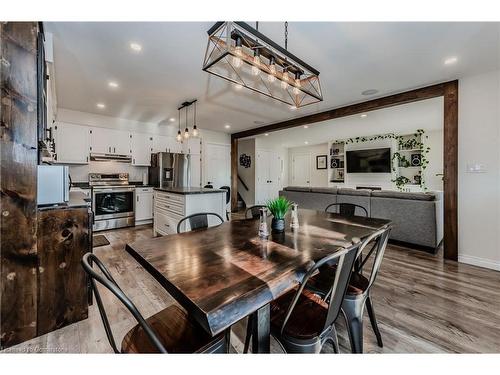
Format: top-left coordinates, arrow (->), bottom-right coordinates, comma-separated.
90,173 -> 135,231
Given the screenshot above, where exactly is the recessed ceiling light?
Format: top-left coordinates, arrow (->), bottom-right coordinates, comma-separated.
290,105 -> 297,110
169,118 -> 175,122
224,124 -> 231,129
96,103 -> 106,109
129,42 -> 142,52
234,84 -> 243,90
304,141 -> 309,145
108,81 -> 119,88
264,133 -> 269,136
362,89 -> 378,96
360,114 -> 368,118
303,125 -> 309,129
444,56 -> 458,65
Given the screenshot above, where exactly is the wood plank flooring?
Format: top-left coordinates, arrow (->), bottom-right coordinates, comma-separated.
3,223 -> 500,353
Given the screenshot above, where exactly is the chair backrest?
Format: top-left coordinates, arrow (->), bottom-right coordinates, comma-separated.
354,226 -> 391,293
81,253 -> 167,353
204,184 -> 213,189
278,241 -> 360,336
244,205 -> 268,219
325,203 -> 368,217
176,212 -> 224,233
220,186 -> 230,204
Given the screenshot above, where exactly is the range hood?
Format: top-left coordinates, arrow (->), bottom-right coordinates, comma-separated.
90,153 -> 132,163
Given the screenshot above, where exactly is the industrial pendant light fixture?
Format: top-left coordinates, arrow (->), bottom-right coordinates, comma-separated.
202,21 -> 323,108
176,99 -> 199,143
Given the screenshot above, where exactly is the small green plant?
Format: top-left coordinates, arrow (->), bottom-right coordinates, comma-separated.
267,196 -> 292,220
391,176 -> 411,191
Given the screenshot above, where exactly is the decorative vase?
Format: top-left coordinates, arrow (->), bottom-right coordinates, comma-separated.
271,218 -> 285,233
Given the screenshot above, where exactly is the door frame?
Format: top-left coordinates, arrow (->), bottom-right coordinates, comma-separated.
231,80 -> 458,261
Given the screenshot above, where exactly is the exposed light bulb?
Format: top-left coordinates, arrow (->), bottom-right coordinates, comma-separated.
293,86 -> 300,95
233,36 -> 243,68
184,128 -> 190,139
252,65 -> 259,76
232,55 -> 242,68
192,125 -> 198,137
281,69 -> 289,89
267,74 -> 275,83
281,80 -> 289,90
252,51 -> 260,76
176,130 -> 182,142
269,56 -> 276,75
293,72 -> 301,94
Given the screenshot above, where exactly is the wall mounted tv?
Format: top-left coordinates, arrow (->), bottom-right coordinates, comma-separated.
346,148 -> 391,173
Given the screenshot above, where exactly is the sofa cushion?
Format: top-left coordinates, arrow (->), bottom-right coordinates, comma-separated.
310,187 -> 338,194
280,190 -> 336,211
371,190 -> 435,201
283,186 -> 311,192
338,188 -> 372,197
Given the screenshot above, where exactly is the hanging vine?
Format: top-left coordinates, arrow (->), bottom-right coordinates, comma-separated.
333,129 -> 430,191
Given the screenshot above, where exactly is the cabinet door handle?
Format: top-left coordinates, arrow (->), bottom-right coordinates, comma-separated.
108,146 -> 111,152
113,147 -> 116,153
164,224 -> 170,227
137,196 -> 139,202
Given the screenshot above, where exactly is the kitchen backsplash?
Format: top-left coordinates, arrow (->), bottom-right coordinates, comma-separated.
69,161 -> 148,182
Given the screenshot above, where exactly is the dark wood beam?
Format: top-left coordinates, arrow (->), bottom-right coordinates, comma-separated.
230,138 -> 238,212
443,80 -> 459,261
231,82 -> 449,140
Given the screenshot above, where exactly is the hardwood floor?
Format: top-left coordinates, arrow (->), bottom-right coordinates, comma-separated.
3,223 -> 500,353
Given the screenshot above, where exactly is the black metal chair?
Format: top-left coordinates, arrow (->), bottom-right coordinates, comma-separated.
176,212 -> 224,234
307,227 -> 391,353
244,242 -> 360,354
203,184 -> 213,189
325,202 -> 368,217
220,186 -> 230,221
244,205 -> 268,219
81,252 -> 228,353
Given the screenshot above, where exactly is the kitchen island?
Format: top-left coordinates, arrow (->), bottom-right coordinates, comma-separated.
154,187 -> 227,236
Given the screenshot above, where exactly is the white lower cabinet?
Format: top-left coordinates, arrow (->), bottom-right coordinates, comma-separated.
135,187 -> 154,223
153,190 -> 226,236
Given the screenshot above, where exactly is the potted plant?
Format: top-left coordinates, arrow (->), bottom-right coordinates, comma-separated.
267,196 -> 292,233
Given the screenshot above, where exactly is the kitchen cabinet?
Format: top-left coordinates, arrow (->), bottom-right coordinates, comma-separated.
183,137 -> 201,155
54,122 -> 89,164
152,135 -> 180,153
255,150 -> 281,205
131,132 -> 153,166
135,187 -> 154,223
89,127 -> 130,155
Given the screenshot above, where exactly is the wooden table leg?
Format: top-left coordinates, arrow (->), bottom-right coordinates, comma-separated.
251,304 -> 270,353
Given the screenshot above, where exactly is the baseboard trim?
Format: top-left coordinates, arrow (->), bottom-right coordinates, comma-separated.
458,255 -> 500,271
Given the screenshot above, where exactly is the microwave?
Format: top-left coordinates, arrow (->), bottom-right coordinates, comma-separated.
37,165 -> 70,205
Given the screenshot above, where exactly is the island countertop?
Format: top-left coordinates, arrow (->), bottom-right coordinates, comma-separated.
154,187 -> 226,195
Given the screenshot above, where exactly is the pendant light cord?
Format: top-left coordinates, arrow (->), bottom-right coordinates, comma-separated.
284,21 -> 288,50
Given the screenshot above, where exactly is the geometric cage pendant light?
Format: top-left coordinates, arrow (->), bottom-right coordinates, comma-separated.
202,22 -> 323,108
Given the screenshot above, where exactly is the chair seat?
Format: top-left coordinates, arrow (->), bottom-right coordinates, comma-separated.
270,288 -> 329,340
121,305 -> 224,353
309,265 -> 369,296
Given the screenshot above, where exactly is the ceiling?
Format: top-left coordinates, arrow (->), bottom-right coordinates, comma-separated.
45,22 -> 499,133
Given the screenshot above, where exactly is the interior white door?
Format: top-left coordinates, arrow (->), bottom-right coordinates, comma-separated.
204,143 -> 230,189
131,133 -> 152,166
267,151 -> 281,200
291,153 -> 311,186
54,122 -> 89,164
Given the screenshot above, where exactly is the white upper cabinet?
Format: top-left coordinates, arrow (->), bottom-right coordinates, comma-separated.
131,133 -> 153,166
152,135 -> 168,153
54,122 -> 89,164
183,137 -> 201,155
89,127 -> 131,155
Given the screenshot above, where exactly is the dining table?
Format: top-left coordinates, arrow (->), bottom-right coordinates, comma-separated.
125,208 -> 391,353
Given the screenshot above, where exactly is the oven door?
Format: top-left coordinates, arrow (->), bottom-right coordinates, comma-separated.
92,187 -> 135,221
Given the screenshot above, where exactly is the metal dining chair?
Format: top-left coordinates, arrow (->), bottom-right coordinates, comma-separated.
81,252 -> 228,353
244,205 -> 268,219
307,226 -> 391,353
220,186 -> 231,221
176,212 -> 224,234
244,241 -> 360,353
325,202 -> 369,217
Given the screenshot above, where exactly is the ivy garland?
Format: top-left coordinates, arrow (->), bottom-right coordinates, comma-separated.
333,129 -> 430,191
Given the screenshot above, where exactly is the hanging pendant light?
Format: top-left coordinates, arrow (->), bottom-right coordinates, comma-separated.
183,106 -> 190,139
176,108 -> 182,142
192,101 -> 199,137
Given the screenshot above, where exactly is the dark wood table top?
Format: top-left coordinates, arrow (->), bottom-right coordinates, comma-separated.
125,209 -> 391,336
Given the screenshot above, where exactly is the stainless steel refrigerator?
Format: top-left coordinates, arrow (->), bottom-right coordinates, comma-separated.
149,152 -> 191,188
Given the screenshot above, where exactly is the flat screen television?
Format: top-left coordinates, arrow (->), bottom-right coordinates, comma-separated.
346,148 -> 391,173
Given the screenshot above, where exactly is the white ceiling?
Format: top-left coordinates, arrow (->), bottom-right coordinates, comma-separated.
45,22 -> 499,133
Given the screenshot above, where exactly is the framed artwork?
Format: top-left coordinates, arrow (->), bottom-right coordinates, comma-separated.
316,155 -> 327,169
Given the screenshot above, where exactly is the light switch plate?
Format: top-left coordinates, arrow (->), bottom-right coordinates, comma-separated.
466,163 -> 486,173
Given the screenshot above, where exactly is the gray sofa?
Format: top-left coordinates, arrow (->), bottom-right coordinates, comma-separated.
279,186 -> 443,251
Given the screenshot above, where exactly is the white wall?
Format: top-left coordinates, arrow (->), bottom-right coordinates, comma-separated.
237,139 -> 256,206
458,70 -> 500,271
423,129 -> 444,191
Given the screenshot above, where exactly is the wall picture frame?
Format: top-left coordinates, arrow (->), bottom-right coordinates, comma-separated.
316,155 -> 327,169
